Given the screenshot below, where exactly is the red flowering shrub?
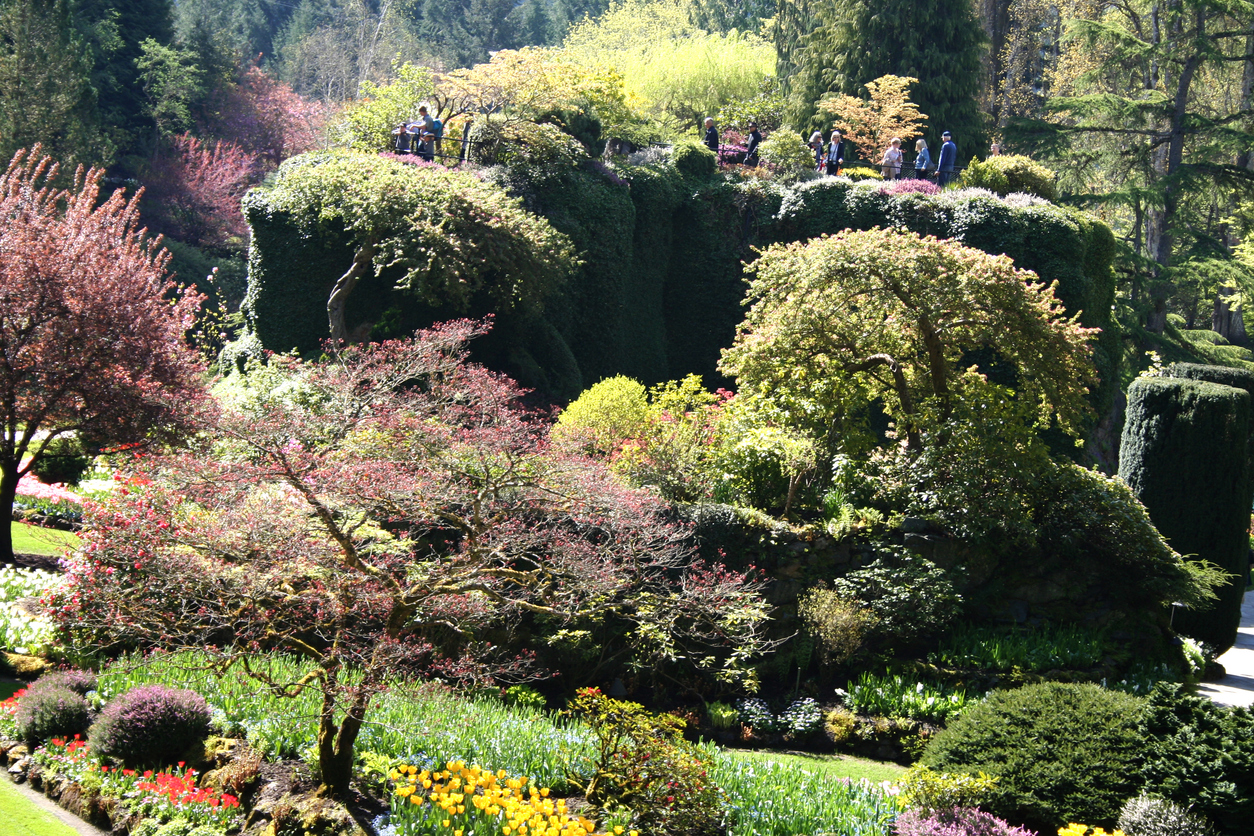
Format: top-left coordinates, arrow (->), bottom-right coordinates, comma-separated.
141,134 -> 255,249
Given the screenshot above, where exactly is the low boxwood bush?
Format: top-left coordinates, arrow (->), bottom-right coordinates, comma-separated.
88,684 -> 212,768
921,682 -> 1144,833
15,686 -> 91,743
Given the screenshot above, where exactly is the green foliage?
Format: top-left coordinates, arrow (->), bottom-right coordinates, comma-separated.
336,64 -> 436,152
15,686 -> 90,744
672,140 -> 717,176
797,587 -> 878,665
845,672 -> 972,724
502,685 -> 547,712
552,375 -> 649,455
959,155 -> 1057,201
1136,683 -> 1254,835
929,623 -> 1106,673
135,38 -> 205,136
897,765 -> 1000,815
717,76 -> 787,133
829,549 -> 962,648
1118,376 -> 1250,652
241,152 -> 577,353
706,701 -> 738,730
923,682 -> 1146,832
566,688 -> 724,835
29,436 -> 89,486
758,129 -> 817,180
130,817 -> 227,836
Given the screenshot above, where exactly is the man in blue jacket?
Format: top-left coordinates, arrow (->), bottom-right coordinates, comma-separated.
937,131 -> 957,187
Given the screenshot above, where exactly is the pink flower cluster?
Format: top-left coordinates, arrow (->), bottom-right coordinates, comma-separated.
16,474 -> 82,505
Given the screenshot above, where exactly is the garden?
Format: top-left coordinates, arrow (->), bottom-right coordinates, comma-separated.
3,29 -> 1254,836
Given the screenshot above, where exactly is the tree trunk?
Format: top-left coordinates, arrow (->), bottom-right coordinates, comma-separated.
1213,288 -> 1248,346
327,240 -> 376,347
0,461 -> 19,566
317,687 -> 369,798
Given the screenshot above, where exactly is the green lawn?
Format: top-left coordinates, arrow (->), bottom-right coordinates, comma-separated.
0,775 -> 81,836
10,523 -> 78,557
724,747 -> 907,783
0,679 -> 22,700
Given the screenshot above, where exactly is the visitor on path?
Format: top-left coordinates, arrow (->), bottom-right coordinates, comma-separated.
990,142 -> 1001,156
809,131 -> 825,169
937,131 -> 957,186
826,129 -> 847,176
745,122 -> 762,167
431,114 -> 445,159
880,137 -> 903,179
914,138 -> 932,179
392,122 -> 412,154
417,104 -> 435,135
416,131 -> 435,162
703,118 -> 719,154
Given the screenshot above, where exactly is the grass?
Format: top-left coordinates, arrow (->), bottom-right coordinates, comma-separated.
10,523 -> 77,557
724,747 -> 906,783
0,775 -> 81,836
0,679 -> 22,700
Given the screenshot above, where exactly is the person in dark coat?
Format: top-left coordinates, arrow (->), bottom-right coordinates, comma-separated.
825,129 -> 847,176
809,131 -> 825,169
703,117 -> 719,154
744,122 -> 762,167
937,131 -> 957,186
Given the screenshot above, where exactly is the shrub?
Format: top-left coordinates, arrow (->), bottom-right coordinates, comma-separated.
553,375 -> 650,455
1117,795 -> 1214,836
959,155 -> 1057,201
843,165 -> 884,181
31,669 -> 98,696
736,697 -> 782,735
825,707 -> 856,744
799,587 -> 879,664
777,697 -> 824,736
707,701 -> 737,730
893,806 -> 1038,836
760,131 -> 818,179
14,686 -> 91,743
897,766 -> 1000,815
1118,376 -> 1250,652
502,685 -> 547,711
130,816 -> 229,836
673,141 -> 717,177
831,548 -> 962,648
567,688 -> 724,836
29,436 -> 90,486
879,178 -> 941,196
89,685 -> 212,768
1135,682 -> 1254,835
922,682 -> 1145,832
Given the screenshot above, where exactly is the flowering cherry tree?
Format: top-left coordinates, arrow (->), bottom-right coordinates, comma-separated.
52,321 -> 772,797
0,148 -> 203,565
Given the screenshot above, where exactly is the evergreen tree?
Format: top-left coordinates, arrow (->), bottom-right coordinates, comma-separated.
777,0 -> 987,153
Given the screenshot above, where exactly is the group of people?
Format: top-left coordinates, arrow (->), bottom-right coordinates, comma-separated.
808,128 -> 960,185
704,117 -> 764,166
392,105 -> 445,161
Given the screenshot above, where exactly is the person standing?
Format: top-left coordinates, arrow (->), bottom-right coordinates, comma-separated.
417,104 -> 435,135
880,137 -> 903,179
744,122 -> 763,167
825,129 -> 847,176
937,130 -> 957,187
809,131 -> 825,169
703,117 -> 719,154
914,138 -> 932,179
989,142 -> 1001,156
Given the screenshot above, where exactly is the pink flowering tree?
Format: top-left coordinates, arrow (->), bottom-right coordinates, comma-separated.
51,321 -> 772,798
141,134 -> 256,249
208,66 -> 328,171
0,148 -> 204,565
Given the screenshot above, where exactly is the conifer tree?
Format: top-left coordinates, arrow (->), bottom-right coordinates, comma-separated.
777,0 -> 986,153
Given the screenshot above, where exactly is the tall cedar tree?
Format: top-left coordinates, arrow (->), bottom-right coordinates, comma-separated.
0,148 -> 204,565
50,320 -> 772,797
777,0 -> 987,153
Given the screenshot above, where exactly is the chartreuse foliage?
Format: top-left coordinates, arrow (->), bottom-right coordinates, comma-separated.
959,155 -> 1058,201
336,64 -> 436,152
923,682 -> 1145,833
1118,376 -> 1249,653
720,227 -> 1097,453
240,152 -> 577,353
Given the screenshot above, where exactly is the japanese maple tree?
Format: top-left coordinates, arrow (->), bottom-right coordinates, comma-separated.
52,320 -> 772,797
0,147 -> 203,564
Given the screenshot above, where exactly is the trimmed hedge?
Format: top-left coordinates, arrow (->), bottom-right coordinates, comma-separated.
1118,376 -> 1250,652
922,682 -> 1145,833
238,154 -> 1116,407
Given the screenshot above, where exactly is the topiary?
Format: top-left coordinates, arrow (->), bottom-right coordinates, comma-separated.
14,686 -> 91,743
1118,376 -> 1250,652
30,669 -> 97,696
89,685 -> 212,768
672,141 -> 717,177
921,682 -> 1145,833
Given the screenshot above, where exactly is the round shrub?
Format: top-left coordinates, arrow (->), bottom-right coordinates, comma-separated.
89,685 -> 212,768
894,806 -> 1039,836
922,682 -> 1145,833
1118,795 -> 1214,836
31,668 -> 98,695
15,686 -> 91,743
673,141 -> 717,177
959,155 -> 1057,201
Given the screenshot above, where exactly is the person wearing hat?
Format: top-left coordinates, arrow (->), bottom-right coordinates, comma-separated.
937,131 -> 957,187
416,130 -> 435,162
744,121 -> 763,167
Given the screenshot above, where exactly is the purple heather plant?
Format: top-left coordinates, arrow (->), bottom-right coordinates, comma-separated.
878,179 -> 941,196
88,685 -> 211,768
895,806 -> 1038,836
31,669 -> 98,696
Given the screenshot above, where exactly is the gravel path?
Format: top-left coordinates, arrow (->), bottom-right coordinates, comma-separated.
1196,592 -> 1254,709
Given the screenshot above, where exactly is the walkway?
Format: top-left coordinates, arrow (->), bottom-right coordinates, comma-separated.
1196,592 -> 1254,708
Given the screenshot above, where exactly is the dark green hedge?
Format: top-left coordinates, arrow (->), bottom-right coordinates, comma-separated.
1118,376 -> 1250,652
240,160 -> 1116,407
